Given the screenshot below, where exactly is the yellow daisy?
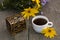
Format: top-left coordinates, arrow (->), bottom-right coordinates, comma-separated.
41,27 -> 57,38
21,7 -> 39,19
32,0 -> 41,8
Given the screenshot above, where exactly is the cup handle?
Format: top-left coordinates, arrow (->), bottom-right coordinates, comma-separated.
48,22 -> 53,27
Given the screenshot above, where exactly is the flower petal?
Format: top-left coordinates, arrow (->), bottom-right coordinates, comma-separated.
50,35 -> 54,38
44,33 -> 49,37
32,0 -> 35,1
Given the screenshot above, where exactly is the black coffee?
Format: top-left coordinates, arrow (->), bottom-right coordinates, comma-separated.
33,18 -> 47,25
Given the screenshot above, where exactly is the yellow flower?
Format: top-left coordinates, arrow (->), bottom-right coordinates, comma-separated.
21,7 -> 39,19
32,0 -> 41,8
41,27 -> 57,38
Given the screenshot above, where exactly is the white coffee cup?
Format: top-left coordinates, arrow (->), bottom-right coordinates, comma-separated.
32,15 -> 53,33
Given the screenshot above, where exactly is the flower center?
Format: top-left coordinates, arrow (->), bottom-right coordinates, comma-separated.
28,10 -> 31,13
48,30 -> 51,32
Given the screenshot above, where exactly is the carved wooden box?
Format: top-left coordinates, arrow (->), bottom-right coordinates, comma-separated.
6,14 -> 26,35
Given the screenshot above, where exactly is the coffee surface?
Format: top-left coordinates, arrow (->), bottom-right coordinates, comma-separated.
33,18 -> 47,25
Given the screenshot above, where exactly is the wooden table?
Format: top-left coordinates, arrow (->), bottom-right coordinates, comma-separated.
0,0 -> 60,40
